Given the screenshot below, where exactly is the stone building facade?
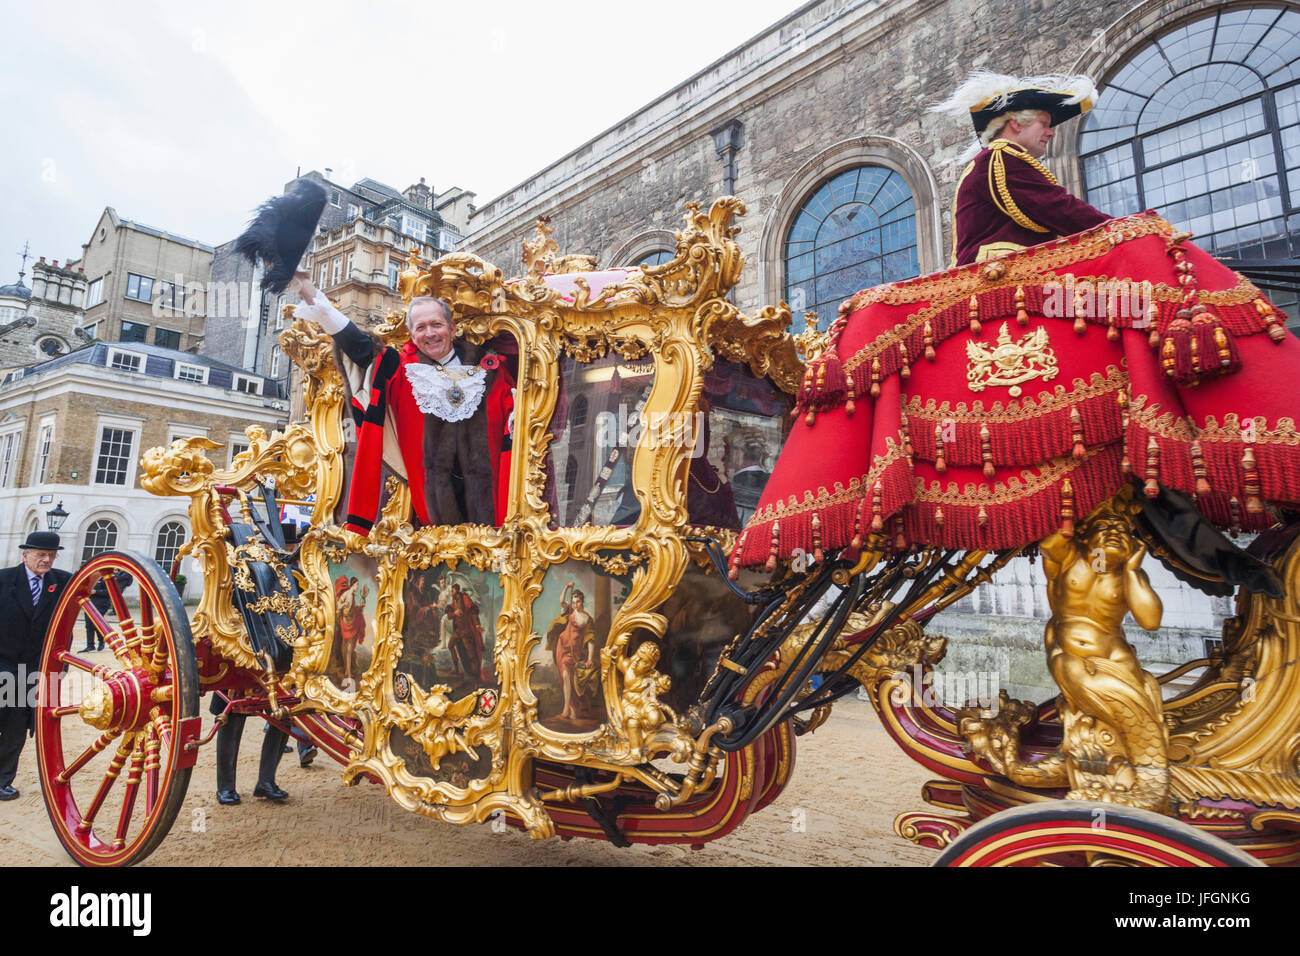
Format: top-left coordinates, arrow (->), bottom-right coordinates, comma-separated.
0,258 -> 90,370
456,0 -> 1300,699
72,207 -> 214,352
463,0 -> 1299,330
0,343 -> 286,588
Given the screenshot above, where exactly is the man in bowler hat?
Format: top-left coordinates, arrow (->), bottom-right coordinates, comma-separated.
0,531 -> 71,799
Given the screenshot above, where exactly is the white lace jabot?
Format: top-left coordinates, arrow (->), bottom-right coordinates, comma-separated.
404,360 -> 487,421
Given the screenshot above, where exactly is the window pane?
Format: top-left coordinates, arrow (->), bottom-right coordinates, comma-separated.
1086,10 -> 1298,274
119,321 -> 148,343
81,520 -> 119,563
154,328 -> 181,350
783,165 -> 919,333
95,428 -> 133,484
154,522 -> 186,569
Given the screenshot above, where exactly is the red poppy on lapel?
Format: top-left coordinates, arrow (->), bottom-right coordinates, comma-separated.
46,584 -> 56,593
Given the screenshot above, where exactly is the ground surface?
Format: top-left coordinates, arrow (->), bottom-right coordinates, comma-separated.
3,666 -> 938,866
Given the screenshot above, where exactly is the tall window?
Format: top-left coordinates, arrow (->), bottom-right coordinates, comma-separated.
119,321 -> 148,343
784,166 -> 920,334
124,273 -> 153,303
33,423 -> 53,484
82,519 -> 119,563
154,327 -> 181,350
1081,7 -> 1300,323
154,521 -> 186,570
86,277 -> 103,307
157,280 -> 184,314
94,427 -> 134,485
0,431 -> 21,488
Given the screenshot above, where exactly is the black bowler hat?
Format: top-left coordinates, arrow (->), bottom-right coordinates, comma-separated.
233,178 -> 328,295
20,531 -> 62,551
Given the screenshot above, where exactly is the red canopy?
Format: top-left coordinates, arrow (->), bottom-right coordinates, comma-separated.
732,213 -> 1300,569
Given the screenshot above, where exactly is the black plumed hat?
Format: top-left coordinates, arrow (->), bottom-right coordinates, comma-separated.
232,179 -> 328,294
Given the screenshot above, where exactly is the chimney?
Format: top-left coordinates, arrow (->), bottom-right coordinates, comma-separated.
325,167 -> 333,179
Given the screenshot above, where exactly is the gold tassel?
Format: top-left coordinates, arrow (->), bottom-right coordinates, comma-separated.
898,340 -> 910,379
1256,297 -> 1288,343
900,412 -> 914,466
1015,285 -> 1028,326
924,319 -> 936,360
845,373 -> 856,417
730,530 -> 747,580
1147,302 -> 1161,349
1060,477 -> 1075,538
765,520 -> 780,573
1070,405 -> 1086,459
870,356 -> 881,399
870,482 -> 884,533
1191,439 -> 1211,497
934,423 -> 947,474
1229,497 -> 1242,538
968,294 -> 981,335
977,504 -> 989,527
893,514 -> 906,552
1144,436 -> 1161,498
1242,446 -> 1263,514
811,511 -> 823,564
934,506 -> 944,528
980,423 -> 994,479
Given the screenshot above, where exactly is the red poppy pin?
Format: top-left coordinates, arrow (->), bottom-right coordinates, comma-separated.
479,353 -> 501,371
46,584 -> 56,593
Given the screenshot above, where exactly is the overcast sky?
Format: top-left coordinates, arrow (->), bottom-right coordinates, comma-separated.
0,0 -> 802,277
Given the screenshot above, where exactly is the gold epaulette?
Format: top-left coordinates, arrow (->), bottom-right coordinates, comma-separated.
987,140 -> 1058,234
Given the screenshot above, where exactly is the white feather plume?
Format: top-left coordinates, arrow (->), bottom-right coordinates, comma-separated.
930,70 -> 1098,117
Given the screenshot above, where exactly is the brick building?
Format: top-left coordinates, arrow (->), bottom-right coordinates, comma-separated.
0,342 -> 286,588
73,207 -> 213,351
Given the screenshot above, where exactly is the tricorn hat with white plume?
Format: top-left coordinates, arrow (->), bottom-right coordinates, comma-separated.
931,71 -> 1098,137
232,179 -> 328,295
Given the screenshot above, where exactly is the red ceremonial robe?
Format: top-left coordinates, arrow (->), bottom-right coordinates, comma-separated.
344,341 -> 514,535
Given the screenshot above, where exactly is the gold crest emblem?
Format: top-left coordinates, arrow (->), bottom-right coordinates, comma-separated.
966,322 -> 1058,397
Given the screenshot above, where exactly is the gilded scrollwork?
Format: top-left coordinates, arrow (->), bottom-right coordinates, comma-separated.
136,198 -> 807,838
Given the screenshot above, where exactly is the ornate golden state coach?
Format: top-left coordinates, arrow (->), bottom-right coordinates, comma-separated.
33,198 -> 1300,866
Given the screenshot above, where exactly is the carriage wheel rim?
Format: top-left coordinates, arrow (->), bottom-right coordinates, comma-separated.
36,552 -> 197,867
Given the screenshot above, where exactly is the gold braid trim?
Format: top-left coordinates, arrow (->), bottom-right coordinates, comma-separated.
988,140 -> 1055,234
751,440 -> 906,524
904,366 -> 1126,424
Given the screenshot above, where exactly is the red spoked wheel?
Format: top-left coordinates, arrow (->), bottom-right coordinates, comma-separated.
36,551 -> 201,867
932,801 -> 1265,867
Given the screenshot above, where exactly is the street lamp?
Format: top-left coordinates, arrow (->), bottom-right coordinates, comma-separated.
45,500 -> 68,531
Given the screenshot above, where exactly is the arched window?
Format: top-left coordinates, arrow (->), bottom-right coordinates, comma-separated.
634,250 -> 673,267
154,521 -> 186,571
1080,6 -> 1300,321
570,396 -> 588,433
82,519 -> 118,563
783,166 -> 919,334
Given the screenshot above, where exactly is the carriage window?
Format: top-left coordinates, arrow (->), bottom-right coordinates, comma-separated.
333,330 -> 520,531
545,352 -> 652,527
688,360 -> 792,529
